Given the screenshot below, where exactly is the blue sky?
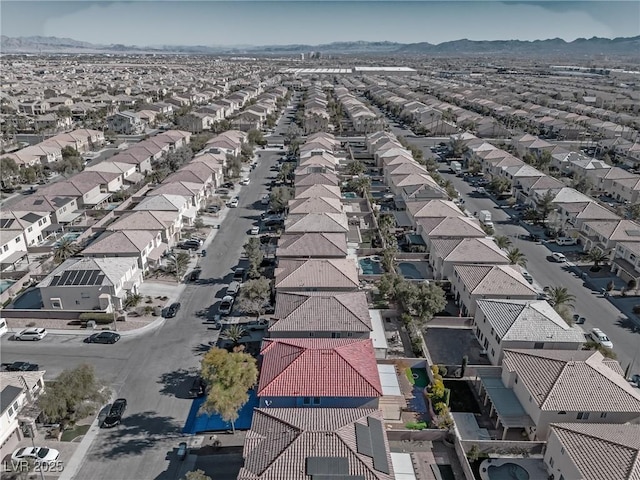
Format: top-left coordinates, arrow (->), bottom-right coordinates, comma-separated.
1,1 -> 638,46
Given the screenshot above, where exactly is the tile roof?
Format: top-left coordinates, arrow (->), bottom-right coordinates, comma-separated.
285,213 -> 349,233
549,423 -> 640,480
405,199 -> 463,219
455,264 -> 538,296
582,220 -> 640,242
239,408 -> 394,480
294,184 -> 342,200
276,232 -> 348,258
431,237 -> 509,263
272,291 -> 372,333
82,230 -> 154,254
258,338 -> 382,397
275,258 -> 359,290
294,172 -> 339,187
476,299 -> 585,343
288,197 -> 344,215
134,194 -> 188,211
418,216 -> 486,238
502,349 -> 640,411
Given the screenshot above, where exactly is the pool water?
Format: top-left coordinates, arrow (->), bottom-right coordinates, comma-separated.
183,389 -> 258,433
487,463 -> 530,480
0,279 -> 16,294
342,192 -> 357,199
398,262 -> 423,279
410,368 -> 429,388
359,257 -> 384,275
55,232 -> 81,246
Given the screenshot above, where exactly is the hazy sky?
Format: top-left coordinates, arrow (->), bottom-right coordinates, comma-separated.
1,1 -> 639,46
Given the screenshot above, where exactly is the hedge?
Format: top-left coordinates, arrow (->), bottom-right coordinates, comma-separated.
78,312 -> 114,324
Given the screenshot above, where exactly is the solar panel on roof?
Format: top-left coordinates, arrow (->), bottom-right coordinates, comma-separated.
0,218 -> 14,228
88,271 -> 100,285
50,276 -> 60,287
306,457 -> 349,475
368,417 -> 390,474
96,274 -> 105,285
355,422 -> 373,457
59,270 -> 72,285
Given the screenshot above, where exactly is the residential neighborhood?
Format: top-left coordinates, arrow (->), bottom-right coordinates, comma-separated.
1,30 -> 640,480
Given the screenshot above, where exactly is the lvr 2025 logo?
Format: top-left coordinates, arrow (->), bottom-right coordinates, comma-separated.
4,460 -> 64,473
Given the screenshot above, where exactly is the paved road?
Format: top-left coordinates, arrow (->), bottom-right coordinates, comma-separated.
426,159 -> 640,374
0,149 -> 280,480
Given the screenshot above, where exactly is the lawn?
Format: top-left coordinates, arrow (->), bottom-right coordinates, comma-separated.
61,424 -> 91,442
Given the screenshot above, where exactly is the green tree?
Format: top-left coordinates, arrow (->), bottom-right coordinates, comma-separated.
376,273 -> 401,301
412,282 -> 447,324
193,217 -> 205,230
507,247 -> 528,267
167,252 -> 190,283
189,133 -> 214,154
269,186 -> 293,213
61,146 -> 79,159
535,191 -> 556,224
182,470 -> 212,480
627,203 -> 640,221
200,347 -> 258,433
213,119 -> 231,133
38,364 -> 108,427
583,340 -> 617,359
573,177 -> 593,195
586,248 -> 608,271
345,161 -> 365,176
243,237 -> 264,278
494,235 -> 512,250
240,143 -> 255,163
225,154 -> 242,179
381,246 -> 398,273
547,286 -> 576,311
0,157 -> 19,187
53,237 -> 80,263
277,162 -> 294,185
488,177 -> 511,195
346,176 -> 371,197
234,277 -> 271,318
124,293 -> 142,309
247,129 -> 267,147
220,324 -> 247,348
449,137 -> 468,157
54,156 -> 84,176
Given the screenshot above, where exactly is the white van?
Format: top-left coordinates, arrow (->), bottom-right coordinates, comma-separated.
0,318 -> 7,337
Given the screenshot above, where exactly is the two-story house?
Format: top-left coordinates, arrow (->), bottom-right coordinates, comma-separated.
274,258 -> 360,292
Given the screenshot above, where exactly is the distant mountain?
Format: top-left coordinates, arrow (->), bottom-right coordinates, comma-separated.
1,35 -> 639,57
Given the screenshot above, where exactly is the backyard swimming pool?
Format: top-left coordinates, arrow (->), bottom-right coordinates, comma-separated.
480,460 -> 531,480
342,192 -> 357,199
359,256 -> 384,275
397,262 -> 426,279
55,232 -> 81,246
0,279 -> 16,294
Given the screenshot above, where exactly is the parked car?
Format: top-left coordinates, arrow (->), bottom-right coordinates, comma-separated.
590,328 -> 613,349
2,361 -> 39,372
556,237 -> 578,246
225,281 -> 241,297
551,252 -> 568,263
227,198 -> 239,208
188,269 -> 202,282
178,240 -> 201,250
165,303 -> 181,318
85,331 -> 121,344
177,442 -> 188,461
572,314 -> 586,325
219,295 -> 234,315
12,447 -> 60,464
521,270 -> 534,284
250,226 -> 260,235
261,195 -> 270,205
630,374 -> 640,387
240,178 -> 250,186
232,268 -> 246,283
103,398 -> 127,428
187,376 -> 206,398
14,328 -> 47,341
206,205 -> 220,214
247,318 -> 269,331
222,182 -> 234,189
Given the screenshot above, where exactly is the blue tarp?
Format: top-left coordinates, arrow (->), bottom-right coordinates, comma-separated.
183,390 -> 258,434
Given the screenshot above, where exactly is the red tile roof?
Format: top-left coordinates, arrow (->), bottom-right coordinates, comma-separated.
258,338 -> 382,398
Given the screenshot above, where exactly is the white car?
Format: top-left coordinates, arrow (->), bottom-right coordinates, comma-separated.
590,328 -> 613,350
261,195 -> 270,205
551,252 -> 567,263
240,178 -> 250,186
250,226 -> 260,235
556,237 -> 577,246
14,328 -> 48,341
219,295 -> 235,315
12,446 -> 60,464
227,198 -> 239,208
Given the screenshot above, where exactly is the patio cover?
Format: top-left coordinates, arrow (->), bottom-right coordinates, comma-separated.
391,453 -> 417,480
479,376 -> 534,429
452,412 -> 492,440
83,192 -> 112,207
0,250 -> 28,267
392,210 -> 413,228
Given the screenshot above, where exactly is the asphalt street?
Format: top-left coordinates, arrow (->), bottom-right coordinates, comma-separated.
0,148 -> 280,480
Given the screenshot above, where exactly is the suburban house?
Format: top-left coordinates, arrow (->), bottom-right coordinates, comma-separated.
38,256 -> 142,311
417,216 -> 486,252
578,219 -> 640,254
473,299 -> 585,365
287,197 -> 343,215
284,213 -> 349,234
269,291 -> 372,338
0,211 -> 51,247
257,338 -> 382,408
0,226 -> 29,270
430,237 -> 510,281
294,184 -> 342,200
85,161 -> 140,184
8,195 -> 81,226
106,111 -> 145,134
452,264 -> 538,316
109,151 -> 153,173
0,371 -> 46,459
82,230 -> 166,272
276,233 -> 348,258
36,179 -> 112,210
294,172 -> 339,187
405,199 -> 464,228
544,423 -> 640,480
274,258 -> 360,292
549,201 -> 620,235
107,210 -> 181,246
612,241 -> 640,286
238,408 -> 394,480
147,181 -> 207,215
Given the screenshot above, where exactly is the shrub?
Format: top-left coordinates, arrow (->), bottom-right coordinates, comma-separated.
78,312 -> 113,324
405,421 -> 427,430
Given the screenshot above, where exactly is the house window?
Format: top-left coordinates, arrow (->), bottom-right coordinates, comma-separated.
514,377 -> 518,384
51,299 -> 62,309
81,292 -> 90,299
558,411 -> 566,415
3,245 -> 7,252
302,397 -> 311,406
75,301 -> 80,305
15,237 -> 20,243
309,332 -> 314,337
600,412 -> 607,418
529,395 -> 532,403
8,407 -> 14,417
28,226 -> 33,232
331,332 -> 341,338
577,412 -> 590,420
490,348 -> 495,357
533,342 -> 544,349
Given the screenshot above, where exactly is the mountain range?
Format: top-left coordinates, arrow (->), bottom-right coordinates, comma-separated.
1,35 -> 639,57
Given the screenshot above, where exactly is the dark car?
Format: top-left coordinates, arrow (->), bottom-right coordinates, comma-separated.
177,442 -> 188,461
187,376 -> 206,398
179,240 -> 201,250
222,182 -> 234,189
188,268 -> 202,282
85,331 -> 120,344
165,302 -> 181,318
103,398 -> 127,428
232,268 -> 246,283
3,361 -> 39,372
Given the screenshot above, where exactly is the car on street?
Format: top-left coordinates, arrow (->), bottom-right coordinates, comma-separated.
476,187 -> 487,195
630,374 -> 640,387
178,240 -> 201,250
206,205 -> 220,214
590,328 -> 613,349
2,361 -> 39,372
250,226 -> 260,235
261,194 -> 270,205
14,328 -> 47,341
247,318 -> 269,331
232,268 -> 246,283
227,198 -> 239,208
85,331 -> 121,344
551,252 -> 568,263
521,270 -> 534,284
188,268 -> 202,282
12,447 -> 60,464
165,302 -> 181,318
556,237 -> 578,246
572,314 -> 586,325
240,178 -> 250,185
219,295 -> 234,315
222,182 -> 234,189
177,442 -> 188,461
103,398 -> 127,428
187,376 -> 206,398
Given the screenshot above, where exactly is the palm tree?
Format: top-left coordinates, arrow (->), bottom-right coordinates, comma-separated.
535,191 -> 556,224
547,286 -> 576,310
586,248 -> 608,271
507,248 -> 527,267
220,324 -> 247,348
494,235 -> 512,250
166,252 -> 190,283
53,237 -> 79,263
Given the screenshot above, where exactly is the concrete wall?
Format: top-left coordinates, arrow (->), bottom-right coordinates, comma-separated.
386,429 -> 446,442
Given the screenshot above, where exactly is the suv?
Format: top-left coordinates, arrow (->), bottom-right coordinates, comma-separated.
179,240 -> 201,250
232,268 -> 246,283
247,318 -> 269,331
14,328 -> 47,341
590,328 -> 613,349
103,398 -> 127,428
551,252 -> 567,263
226,281 -> 241,297
165,302 -> 181,318
219,295 -> 235,315
521,270 -> 534,284
556,237 -> 577,246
